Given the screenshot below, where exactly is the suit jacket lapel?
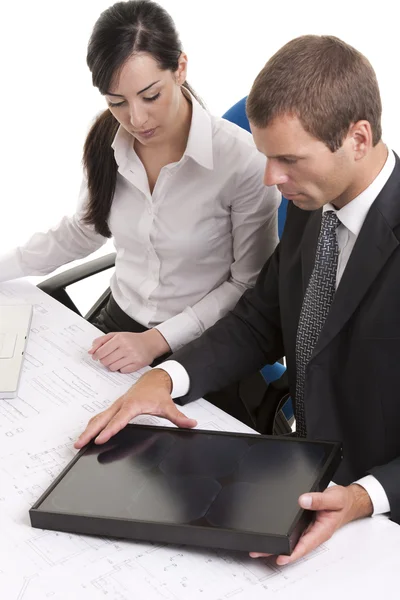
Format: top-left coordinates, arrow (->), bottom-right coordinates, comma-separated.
301,209 -> 322,291
312,174 -> 400,361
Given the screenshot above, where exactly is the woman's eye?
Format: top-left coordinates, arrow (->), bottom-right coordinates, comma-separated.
108,100 -> 126,108
143,93 -> 161,103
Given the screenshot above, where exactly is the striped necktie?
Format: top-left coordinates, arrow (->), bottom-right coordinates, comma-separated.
295,210 -> 340,437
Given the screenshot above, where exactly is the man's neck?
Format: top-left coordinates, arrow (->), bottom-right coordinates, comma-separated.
333,142 -> 388,210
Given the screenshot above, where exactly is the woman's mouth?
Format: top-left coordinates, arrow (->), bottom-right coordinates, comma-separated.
135,127 -> 157,139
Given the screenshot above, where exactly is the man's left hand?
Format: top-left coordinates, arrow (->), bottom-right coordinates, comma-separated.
250,484 -> 373,566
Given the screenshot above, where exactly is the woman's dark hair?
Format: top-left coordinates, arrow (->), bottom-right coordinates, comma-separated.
83,0 -> 200,236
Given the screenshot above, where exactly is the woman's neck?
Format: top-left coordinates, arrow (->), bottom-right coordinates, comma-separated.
136,89 -> 192,163
167,88 -> 192,156
133,90 -> 193,194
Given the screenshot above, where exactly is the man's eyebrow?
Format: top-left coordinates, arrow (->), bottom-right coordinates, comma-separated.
106,80 -> 161,97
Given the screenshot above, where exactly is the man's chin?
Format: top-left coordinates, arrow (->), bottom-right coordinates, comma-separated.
291,197 -> 318,211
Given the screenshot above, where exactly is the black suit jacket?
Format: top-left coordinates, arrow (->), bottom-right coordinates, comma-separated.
172,154 -> 400,525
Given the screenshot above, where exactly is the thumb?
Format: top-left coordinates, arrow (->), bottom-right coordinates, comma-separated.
299,487 -> 345,511
164,403 -> 197,429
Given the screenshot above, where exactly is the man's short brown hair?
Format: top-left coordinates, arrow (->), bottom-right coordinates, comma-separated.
246,35 -> 382,152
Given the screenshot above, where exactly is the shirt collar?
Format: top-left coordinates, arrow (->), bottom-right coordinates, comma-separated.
323,148 -> 395,236
110,92 -> 214,171
183,92 -> 214,169
111,125 -> 132,170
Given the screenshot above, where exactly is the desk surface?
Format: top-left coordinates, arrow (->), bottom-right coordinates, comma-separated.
1,280 -> 399,600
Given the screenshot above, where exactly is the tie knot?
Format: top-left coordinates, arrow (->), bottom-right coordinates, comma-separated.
322,210 -> 340,231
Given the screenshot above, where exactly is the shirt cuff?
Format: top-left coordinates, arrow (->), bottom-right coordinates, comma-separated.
0,250 -> 26,283
157,360 -> 190,399
355,475 -> 390,515
154,308 -> 202,352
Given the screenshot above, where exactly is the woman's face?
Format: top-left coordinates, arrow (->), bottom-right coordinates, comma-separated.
105,52 -> 188,145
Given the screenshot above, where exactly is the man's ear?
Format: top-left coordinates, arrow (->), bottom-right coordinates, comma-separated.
348,120 -> 373,160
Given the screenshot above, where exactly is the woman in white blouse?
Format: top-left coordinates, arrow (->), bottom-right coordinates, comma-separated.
0,0 -> 279,374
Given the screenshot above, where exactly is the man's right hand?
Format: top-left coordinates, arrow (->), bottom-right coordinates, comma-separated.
74,368 -> 197,449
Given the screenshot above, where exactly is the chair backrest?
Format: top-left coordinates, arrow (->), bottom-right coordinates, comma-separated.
222,96 -> 288,238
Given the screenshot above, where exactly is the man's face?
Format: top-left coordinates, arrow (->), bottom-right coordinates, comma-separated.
251,115 -> 357,210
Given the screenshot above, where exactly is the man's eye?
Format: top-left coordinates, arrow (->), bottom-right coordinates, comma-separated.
281,158 -> 297,165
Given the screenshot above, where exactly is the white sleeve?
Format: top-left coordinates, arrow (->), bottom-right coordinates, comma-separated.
355,474 -> 390,515
158,360 -> 190,399
155,155 -> 280,352
0,177 -> 106,283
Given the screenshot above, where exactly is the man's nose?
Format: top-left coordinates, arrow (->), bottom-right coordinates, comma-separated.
263,160 -> 289,187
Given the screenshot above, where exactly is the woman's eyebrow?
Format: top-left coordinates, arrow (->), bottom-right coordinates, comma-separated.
106,80 -> 161,97
137,80 -> 160,95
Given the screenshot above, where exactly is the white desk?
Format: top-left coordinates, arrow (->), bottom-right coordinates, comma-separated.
0,280 -> 399,600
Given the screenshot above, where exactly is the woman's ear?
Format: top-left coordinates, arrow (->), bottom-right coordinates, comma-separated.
175,52 -> 188,86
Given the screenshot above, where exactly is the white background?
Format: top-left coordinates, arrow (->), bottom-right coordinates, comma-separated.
1,0 -> 398,310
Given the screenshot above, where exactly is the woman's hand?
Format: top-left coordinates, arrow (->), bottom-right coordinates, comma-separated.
89,329 -> 171,373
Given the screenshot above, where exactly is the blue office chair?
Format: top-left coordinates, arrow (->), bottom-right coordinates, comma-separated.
222,97 -> 293,428
222,96 -> 288,238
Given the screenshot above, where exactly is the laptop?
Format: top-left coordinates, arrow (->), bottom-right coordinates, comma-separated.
0,304 -> 32,399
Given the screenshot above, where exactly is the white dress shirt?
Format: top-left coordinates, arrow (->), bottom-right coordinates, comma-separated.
162,149 -> 395,516
0,97 -> 280,351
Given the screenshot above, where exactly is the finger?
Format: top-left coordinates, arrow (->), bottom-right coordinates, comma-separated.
276,518 -> 335,566
74,401 -> 122,449
94,403 -> 144,445
92,337 -> 121,362
249,518 -> 315,561
119,363 -> 138,374
98,348 -> 127,368
107,357 -> 141,373
162,403 -> 197,429
89,332 -> 116,354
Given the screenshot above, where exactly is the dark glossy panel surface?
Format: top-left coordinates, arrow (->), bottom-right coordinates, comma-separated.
206,441 -> 326,534
159,433 -> 249,478
38,427 -> 330,534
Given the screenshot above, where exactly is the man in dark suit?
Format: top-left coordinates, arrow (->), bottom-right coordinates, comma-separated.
76,35 -> 400,563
